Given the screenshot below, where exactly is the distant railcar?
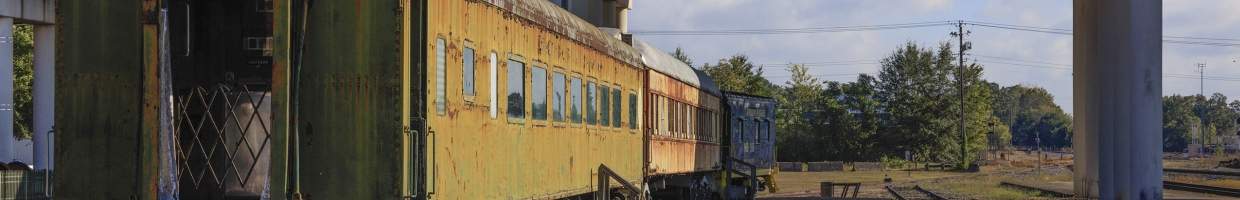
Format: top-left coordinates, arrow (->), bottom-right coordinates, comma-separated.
723,91 -> 779,196
633,40 -> 726,199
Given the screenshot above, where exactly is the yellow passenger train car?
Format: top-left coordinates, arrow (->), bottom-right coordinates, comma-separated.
424,0 -> 646,199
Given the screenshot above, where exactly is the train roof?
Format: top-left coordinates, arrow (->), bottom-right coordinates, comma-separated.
481,0 -> 643,68
722,91 -> 777,101
632,39 -> 721,96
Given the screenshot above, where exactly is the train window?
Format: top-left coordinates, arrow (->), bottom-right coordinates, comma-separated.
688,105 -> 696,140
612,87 -> 621,128
570,76 -> 582,123
506,58 -> 525,120
735,119 -> 744,142
599,84 -> 610,127
434,38 -> 446,115
629,92 -> 637,130
531,66 -> 548,121
462,45 -> 476,98
552,72 -> 566,122
751,119 -> 759,143
697,109 -> 704,141
685,104 -> 693,138
489,52 -> 498,119
673,100 -> 680,136
754,120 -> 762,142
586,81 -> 597,125
662,97 -> 668,135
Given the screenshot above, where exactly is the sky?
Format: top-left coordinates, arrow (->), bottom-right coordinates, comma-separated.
629,0 -> 1240,113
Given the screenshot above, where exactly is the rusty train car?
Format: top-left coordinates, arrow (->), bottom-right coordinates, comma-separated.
54,0 -> 770,199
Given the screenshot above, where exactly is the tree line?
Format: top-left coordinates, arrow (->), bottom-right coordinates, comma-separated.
680,41 -> 1240,166
680,42 -> 1073,166
1163,94 -> 1240,152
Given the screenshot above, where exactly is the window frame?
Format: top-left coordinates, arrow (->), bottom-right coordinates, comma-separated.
489,51 -> 498,119
551,69 -> 567,123
611,86 -> 621,128
599,82 -> 611,127
570,75 -> 583,124
505,54 -> 527,123
629,91 -> 638,130
461,41 -> 478,102
530,63 -> 549,122
433,37 -> 447,116
585,79 -> 598,126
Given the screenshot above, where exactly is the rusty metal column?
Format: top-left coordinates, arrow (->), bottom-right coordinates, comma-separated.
0,17 -> 14,163
33,25 -> 54,170
1073,0 -> 1163,199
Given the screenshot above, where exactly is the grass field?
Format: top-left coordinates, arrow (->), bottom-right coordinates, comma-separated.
758,167 -> 1058,199
760,152 -> 1240,199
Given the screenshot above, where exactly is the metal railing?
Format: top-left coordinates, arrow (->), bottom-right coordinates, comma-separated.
726,157 -> 759,199
173,83 -> 272,194
596,164 -> 640,200
0,170 -> 51,200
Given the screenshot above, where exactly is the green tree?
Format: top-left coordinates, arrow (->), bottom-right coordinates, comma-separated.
671,47 -> 692,67
11,25 -> 33,139
875,42 -> 990,167
774,64 -> 824,161
702,55 -> 777,97
1164,95 -> 1200,151
991,85 -> 1072,149
810,74 -> 883,161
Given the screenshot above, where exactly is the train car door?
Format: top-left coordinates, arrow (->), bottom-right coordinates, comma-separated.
406,0 -> 430,198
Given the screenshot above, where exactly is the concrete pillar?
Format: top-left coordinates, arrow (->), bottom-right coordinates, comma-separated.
33,25 -> 53,170
0,17 -> 14,163
1073,0 -> 1163,199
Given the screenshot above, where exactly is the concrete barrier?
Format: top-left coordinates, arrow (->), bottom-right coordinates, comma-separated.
777,162 -> 803,172
852,162 -> 883,171
806,161 -> 844,171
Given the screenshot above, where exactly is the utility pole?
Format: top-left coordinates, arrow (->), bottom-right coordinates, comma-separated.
1198,62 -> 1207,156
952,21 -> 970,168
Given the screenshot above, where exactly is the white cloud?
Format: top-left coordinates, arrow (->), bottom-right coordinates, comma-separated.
630,0 -> 1240,113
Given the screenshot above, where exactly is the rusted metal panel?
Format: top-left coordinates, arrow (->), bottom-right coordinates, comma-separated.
267,0 -> 290,199
293,0 -> 406,199
425,0 -> 644,198
477,0 -> 642,69
648,138 -> 721,175
54,0 -> 154,198
645,68 -> 723,176
647,70 -> 720,110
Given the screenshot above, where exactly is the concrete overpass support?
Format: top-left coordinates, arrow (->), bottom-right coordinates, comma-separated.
33,25 -> 53,170
1073,0 -> 1163,199
0,17 -> 13,163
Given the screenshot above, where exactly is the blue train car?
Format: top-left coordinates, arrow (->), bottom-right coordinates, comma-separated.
722,91 -> 778,197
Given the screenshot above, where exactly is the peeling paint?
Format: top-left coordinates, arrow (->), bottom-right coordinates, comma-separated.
426,0 -> 644,198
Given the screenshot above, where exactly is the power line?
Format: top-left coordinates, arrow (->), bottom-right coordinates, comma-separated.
972,54 -> 1071,67
972,58 -> 1240,82
758,59 -> 881,66
633,20 -> 1240,47
961,21 -> 1240,47
765,73 -> 867,78
630,21 -> 956,36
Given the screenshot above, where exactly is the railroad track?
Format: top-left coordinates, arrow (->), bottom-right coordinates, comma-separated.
1164,181 -> 1240,198
886,185 -> 947,200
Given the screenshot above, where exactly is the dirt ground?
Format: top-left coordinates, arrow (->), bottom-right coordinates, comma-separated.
755,150 -> 1228,200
